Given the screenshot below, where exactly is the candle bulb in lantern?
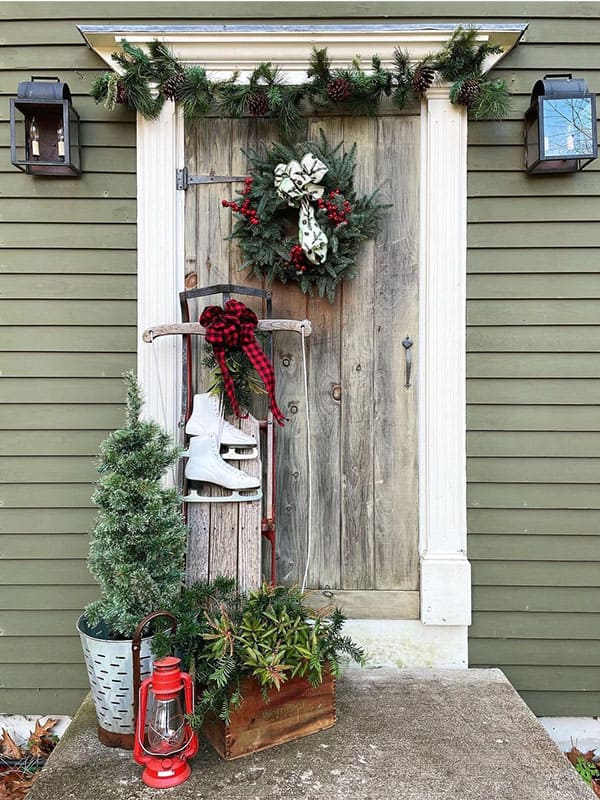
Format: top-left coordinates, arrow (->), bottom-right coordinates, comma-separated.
30,117 -> 40,158
57,123 -> 65,159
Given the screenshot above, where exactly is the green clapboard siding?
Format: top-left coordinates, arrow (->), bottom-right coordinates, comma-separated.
463,5 -> 600,720
0,2 -> 136,717
2,1 -> 600,719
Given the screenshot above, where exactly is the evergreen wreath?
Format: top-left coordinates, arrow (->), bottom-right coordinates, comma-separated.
222,134 -> 389,303
90,27 -> 510,137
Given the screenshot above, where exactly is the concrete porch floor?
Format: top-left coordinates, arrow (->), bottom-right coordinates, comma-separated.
28,668 -> 593,800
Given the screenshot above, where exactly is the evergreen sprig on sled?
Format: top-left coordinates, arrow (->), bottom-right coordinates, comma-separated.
201,338 -> 267,417
90,27 -> 511,134
223,134 -> 388,303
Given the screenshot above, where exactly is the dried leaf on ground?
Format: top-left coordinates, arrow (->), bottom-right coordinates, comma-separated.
31,720 -> 56,741
0,731 -> 22,760
27,718 -> 58,758
0,770 -> 37,800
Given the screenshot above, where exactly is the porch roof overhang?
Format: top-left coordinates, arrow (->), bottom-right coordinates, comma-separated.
78,22 -> 526,81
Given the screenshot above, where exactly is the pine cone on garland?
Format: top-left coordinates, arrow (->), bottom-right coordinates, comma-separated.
248,92 -> 270,117
161,72 -> 186,101
455,78 -> 482,108
326,77 -> 352,103
116,81 -> 128,105
411,64 -> 436,95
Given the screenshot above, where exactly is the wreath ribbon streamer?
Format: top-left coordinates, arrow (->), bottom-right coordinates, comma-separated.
200,300 -> 286,426
274,153 -> 329,265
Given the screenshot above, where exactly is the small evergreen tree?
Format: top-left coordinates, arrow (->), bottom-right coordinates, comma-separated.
84,372 -> 186,639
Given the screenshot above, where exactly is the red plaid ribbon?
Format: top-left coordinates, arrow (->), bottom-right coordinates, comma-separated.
200,299 -> 286,426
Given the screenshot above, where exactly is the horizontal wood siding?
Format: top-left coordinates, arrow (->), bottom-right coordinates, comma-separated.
0,5 -> 135,715
1,1 -> 598,717
464,7 -> 600,718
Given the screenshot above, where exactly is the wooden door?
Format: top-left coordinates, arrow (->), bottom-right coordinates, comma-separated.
184,110 -> 419,619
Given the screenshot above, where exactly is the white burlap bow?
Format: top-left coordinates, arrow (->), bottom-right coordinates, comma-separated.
273,153 -> 329,265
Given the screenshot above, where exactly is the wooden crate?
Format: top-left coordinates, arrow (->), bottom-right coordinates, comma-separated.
202,671 -> 336,760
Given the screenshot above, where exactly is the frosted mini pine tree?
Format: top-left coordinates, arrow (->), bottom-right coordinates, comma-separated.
84,372 -> 186,639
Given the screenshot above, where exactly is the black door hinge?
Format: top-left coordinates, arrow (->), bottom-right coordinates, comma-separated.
176,167 -> 246,191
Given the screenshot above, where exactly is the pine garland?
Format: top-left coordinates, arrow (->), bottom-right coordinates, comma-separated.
90,27 -> 511,133
434,26 -> 509,113
224,133 -> 389,303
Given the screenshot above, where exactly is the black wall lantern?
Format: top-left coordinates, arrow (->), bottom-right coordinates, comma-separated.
10,77 -> 81,176
525,74 -> 598,174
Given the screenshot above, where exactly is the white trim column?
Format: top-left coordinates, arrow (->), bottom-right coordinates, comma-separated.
136,101 -> 185,436
418,87 -> 471,629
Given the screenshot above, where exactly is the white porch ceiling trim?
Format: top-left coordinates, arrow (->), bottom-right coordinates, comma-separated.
80,22 -> 525,664
79,23 -> 526,82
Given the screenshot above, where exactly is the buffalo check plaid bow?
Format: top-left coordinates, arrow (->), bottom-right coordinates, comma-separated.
200,299 -> 286,426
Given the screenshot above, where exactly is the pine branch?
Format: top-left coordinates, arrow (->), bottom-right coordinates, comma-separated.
201,343 -> 266,416
434,26 -> 502,83
277,88 -> 305,142
473,79 -> 510,119
124,371 -> 143,427
180,66 -> 212,120
306,47 -> 332,87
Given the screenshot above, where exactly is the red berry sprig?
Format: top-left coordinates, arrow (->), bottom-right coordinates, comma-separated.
221,181 -> 260,226
288,244 -> 307,274
317,188 -> 352,226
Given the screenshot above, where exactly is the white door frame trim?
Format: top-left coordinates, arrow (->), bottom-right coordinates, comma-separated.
81,23 -> 524,661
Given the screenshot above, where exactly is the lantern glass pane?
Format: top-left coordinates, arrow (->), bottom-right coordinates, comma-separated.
147,694 -> 186,755
541,97 -> 595,158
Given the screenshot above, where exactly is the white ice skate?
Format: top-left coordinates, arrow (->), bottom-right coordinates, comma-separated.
182,434 -> 262,503
185,392 -> 258,460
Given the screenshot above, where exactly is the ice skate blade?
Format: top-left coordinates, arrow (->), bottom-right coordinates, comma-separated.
221,445 -> 259,461
184,488 -> 263,504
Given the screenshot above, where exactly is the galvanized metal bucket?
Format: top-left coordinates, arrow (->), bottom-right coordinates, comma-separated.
77,611 -> 177,749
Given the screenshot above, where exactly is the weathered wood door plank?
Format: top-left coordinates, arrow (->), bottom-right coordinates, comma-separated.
374,116 -> 420,591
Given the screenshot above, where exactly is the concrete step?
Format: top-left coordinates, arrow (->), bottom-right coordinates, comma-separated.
28,668 -> 593,800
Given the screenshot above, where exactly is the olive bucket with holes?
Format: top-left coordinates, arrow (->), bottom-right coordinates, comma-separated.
77,611 -> 177,750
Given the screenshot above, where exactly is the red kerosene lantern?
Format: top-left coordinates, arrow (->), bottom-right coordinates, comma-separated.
133,656 -> 198,788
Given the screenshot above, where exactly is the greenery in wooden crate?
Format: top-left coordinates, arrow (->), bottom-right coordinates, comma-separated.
226,132 -> 389,302
83,371 -> 186,639
152,581 -> 366,728
90,27 -> 511,136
